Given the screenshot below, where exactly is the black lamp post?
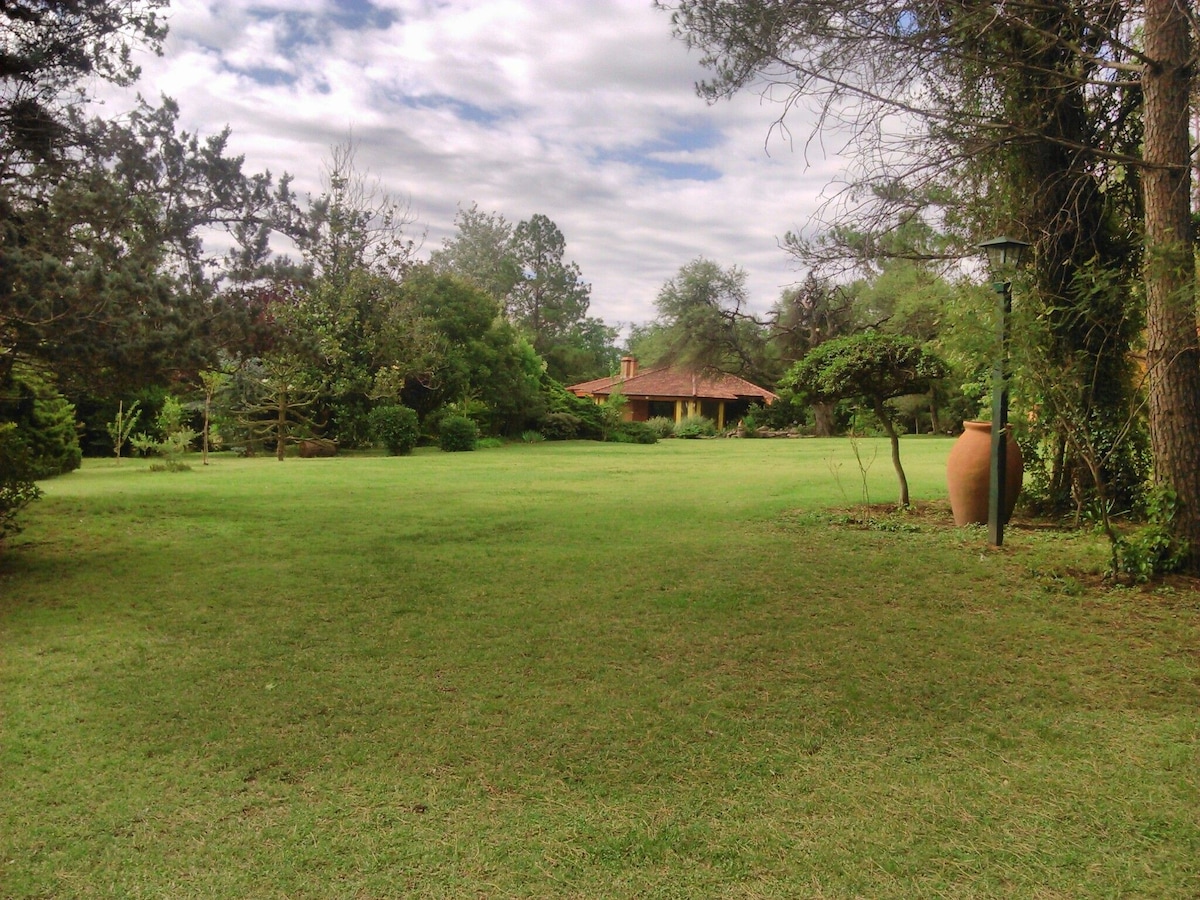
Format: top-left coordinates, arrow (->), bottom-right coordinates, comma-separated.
977,236 -> 1030,546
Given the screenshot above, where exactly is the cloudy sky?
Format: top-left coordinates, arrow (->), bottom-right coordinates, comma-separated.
108,0 -> 847,330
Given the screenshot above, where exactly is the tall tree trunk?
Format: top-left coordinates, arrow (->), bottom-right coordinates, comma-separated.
812,401 -> 837,436
1143,0 -> 1200,569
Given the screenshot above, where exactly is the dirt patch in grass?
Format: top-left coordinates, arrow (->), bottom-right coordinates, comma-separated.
830,500 -> 1082,532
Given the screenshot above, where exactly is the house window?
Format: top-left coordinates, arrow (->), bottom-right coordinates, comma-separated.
647,401 -> 676,419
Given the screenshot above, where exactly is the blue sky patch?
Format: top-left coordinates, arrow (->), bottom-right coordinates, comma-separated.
639,159 -> 722,181
246,2 -> 398,54
661,123 -> 722,153
399,94 -> 509,127
328,0 -> 401,31
246,9 -> 323,51
595,124 -> 724,182
223,63 -> 298,87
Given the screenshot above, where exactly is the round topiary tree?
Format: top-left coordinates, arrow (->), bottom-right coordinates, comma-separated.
438,415 -> 479,452
368,404 -> 420,456
784,331 -> 948,507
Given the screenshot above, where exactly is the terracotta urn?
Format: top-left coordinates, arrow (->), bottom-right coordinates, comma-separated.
946,421 -> 1023,526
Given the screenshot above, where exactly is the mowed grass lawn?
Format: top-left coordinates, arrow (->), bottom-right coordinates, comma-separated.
2,438 -> 1198,898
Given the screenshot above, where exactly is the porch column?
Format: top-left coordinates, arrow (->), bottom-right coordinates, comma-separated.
675,401 -> 683,423
717,402 -> 725,431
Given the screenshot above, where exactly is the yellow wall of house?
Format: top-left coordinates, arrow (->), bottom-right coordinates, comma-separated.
578,394 -> 727,429
671,399 -> 724,427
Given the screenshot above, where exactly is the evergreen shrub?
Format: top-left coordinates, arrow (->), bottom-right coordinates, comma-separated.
539,412 -> 580,441
3,366 -> 81,478
675,415 -> 716,439
439,416 -> 479,452
616,421 -> 659,444
550,389 -> 606,439
645,416 -> 676,439
0,424 -> 41,542
369,404 -> 420,456
571,402 -> 607,440
330,398 -> 374,449
750,395 -> 809,431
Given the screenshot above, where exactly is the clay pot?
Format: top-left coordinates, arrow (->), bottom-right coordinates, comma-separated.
946,421 -> 1023,526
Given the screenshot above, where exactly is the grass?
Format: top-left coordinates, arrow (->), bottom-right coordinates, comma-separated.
2,438 -> 1198,898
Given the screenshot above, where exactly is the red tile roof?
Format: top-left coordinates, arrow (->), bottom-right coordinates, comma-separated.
567,366 -> 777,403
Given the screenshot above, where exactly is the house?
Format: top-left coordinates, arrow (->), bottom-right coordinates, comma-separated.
567,357 -> 778,430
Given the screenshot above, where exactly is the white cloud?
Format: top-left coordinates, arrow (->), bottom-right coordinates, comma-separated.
113,0 -> 846,328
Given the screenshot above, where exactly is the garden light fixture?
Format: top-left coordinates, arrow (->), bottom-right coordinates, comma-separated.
978,235 -> 1030,546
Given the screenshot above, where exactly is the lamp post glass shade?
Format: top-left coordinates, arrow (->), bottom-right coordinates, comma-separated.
978,236 -> 1031,276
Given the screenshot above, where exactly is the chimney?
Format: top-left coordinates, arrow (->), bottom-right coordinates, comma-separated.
620,356 -> 638,379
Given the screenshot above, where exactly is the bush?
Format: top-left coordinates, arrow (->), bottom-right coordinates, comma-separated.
539,412 -> 581,441
0,423 -> 41,543
675,415 -> 716,439
2,366 -> 81,478
750,395 -> 809,431
1108,485 -> 1189,583
615,421 -> 659,444
106,400 -> 141,461
161,428 -> 198,457
645,416 -> 676,439
130,433 -> 159,457
368,404 -> 420,456
329,398 -> 374,449
126,394 -> 199,465
439,415 -> 479,452
25,393 -> 81,477
539,377 -> 606,440
521,430 -> 545,444
149,459 -> 192,473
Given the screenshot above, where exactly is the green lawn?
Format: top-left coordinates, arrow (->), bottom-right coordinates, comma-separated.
2,438 -> 1198,898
